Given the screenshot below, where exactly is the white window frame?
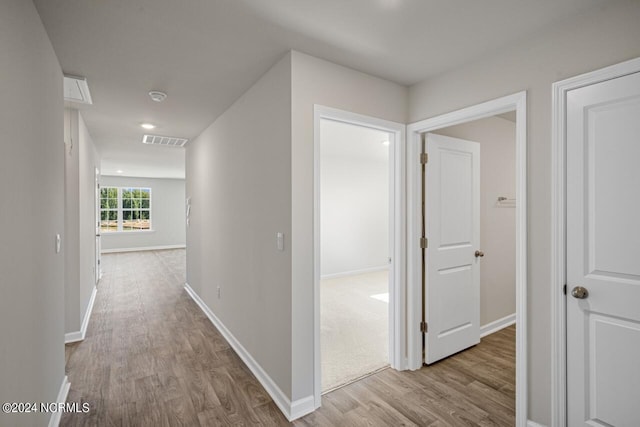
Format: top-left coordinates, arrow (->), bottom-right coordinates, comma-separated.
100,186 -> 153,233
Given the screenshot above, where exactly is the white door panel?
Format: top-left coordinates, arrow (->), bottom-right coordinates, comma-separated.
425,133 -> 480,364
566,70 -> 640,426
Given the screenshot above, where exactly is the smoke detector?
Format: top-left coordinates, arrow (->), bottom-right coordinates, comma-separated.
142,134 -> 188,147
148,91 -> 167,103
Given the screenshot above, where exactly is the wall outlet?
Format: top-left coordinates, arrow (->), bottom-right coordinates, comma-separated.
217,286 -> 221,299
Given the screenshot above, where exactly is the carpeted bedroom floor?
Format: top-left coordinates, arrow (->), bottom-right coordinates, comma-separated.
320,270 -> 389,392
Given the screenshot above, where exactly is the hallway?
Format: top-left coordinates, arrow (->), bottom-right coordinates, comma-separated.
62,250 -> 287,426
63,250 -> 515,426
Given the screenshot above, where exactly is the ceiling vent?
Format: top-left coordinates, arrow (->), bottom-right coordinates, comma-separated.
142,134 -> 188,147
63,75 -> 93,104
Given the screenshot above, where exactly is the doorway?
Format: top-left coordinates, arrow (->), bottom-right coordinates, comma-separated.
95,167 -> 101,283
319,118 -> 391,392
423,115 -> 517,364
313,106 -> 405,407
407,91 -> 528,425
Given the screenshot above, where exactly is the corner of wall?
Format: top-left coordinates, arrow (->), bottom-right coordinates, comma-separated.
185,48 -> 295,410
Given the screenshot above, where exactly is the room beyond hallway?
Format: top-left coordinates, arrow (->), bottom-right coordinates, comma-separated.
321,271 -> 389,392
61,250 -> 289,426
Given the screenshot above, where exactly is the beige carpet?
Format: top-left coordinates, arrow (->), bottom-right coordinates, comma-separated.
321,270 -> 389,392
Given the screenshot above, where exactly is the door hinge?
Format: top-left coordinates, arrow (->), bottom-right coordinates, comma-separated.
420,237 -> 428,249
420,152 -> 429,164
420,321 -> 428,333
563,284 -> 567,295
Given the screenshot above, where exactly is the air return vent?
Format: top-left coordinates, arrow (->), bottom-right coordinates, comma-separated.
63,75 -> 93,104
142,134 -> 188,147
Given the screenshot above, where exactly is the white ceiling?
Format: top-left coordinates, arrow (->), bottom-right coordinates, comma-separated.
34,0 -> 607,178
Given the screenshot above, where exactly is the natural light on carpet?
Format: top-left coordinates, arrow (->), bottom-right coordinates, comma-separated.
370,293 -> 389,303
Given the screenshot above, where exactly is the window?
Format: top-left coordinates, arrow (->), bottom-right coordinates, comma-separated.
100,187 -> 152,232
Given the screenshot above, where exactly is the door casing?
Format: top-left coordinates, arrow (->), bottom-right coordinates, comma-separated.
313,105 -> 406,409
407,91 -> 528,426
95,167 -> 101,283
550,56 -> 640,427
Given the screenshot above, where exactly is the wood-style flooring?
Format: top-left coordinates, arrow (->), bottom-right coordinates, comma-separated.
62,249 -> 515,426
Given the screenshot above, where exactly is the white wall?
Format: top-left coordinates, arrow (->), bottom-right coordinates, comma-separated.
434,116 -> 516,327
320,119 -> 390,277
0,1 -> 65,425
185,50 -> 406,408
291,50 -> 408,401
186,53 -> 293,398
64,109 -> 100,335
409,1 -> 640,423
100,176 -> 186,252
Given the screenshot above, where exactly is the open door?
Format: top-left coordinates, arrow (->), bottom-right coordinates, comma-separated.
95,168 -> 101,283
424,133 -> 481,364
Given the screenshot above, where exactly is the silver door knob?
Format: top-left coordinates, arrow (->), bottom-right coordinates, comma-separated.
571,286 -> 589,299
475,250 -> 484,258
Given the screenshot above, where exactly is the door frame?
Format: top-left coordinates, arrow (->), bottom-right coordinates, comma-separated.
406,91 -> 527,426
95,167 -> 101,283
550,56 -> 640,427
313,105 -> 406,408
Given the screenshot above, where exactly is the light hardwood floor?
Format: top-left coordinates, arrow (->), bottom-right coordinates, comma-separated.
62,250 -> 514,426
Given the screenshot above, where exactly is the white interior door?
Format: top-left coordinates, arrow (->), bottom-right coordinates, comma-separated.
425,133 -> 481,364
566,70 -> 640,426
95,168 -> 101,283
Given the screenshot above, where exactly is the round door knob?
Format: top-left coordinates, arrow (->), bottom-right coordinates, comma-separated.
475,250 -> 484,258
571,286 -> 589,299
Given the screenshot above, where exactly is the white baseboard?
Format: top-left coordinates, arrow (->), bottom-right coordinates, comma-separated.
290,395 -> 316,420
480,313 -> 516,338
184,283 -> 314,421
527,420 -> 547,427
48,375 -> 70,427
321,265 -> 389,280
101,244 -> 186,254
65,285 -> 97,344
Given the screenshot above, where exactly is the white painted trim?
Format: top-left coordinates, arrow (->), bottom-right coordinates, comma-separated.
101,244 -> 186,254
550,56 -> 640,427
527,420 -> 548,427
313,105 -> 407,410
480,313 -> 516,338
48,375 -> 70,427
184,283 -> 312,421
290,395 -> 316,420
320,265 -> 389,280
406,91 -> 527,427
65,285 -> 97,344
101,229 -> 156,235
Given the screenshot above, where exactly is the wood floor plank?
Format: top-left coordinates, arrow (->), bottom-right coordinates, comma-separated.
62,250 -> 515,426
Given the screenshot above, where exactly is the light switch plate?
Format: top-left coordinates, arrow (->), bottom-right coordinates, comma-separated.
56,234 -> 61,253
